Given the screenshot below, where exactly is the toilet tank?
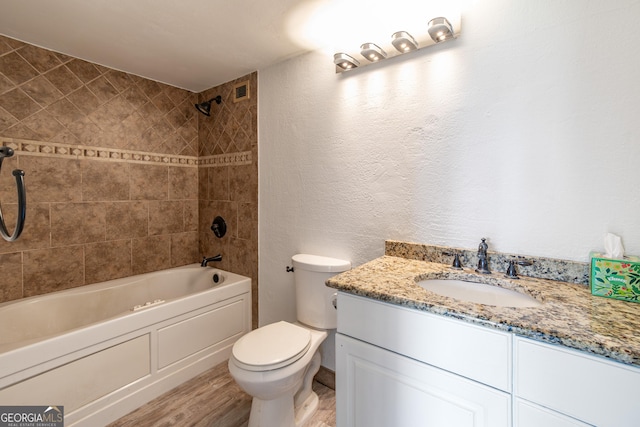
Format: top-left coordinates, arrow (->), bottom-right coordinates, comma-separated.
292,254 -> 351,329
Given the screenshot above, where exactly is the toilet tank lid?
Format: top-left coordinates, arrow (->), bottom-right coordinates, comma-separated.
292,254 -> 351,273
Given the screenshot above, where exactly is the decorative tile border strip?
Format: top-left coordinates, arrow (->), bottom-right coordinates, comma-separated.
0,138 -> 252,168
199,151 -> 252,167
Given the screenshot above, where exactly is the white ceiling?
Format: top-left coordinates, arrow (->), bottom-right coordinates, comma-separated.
0,0 -> 325,92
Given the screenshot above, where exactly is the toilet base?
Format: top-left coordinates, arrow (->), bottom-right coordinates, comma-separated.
247,391 -> 319,427
294,391 -> 319,427
245,351 -> 322,427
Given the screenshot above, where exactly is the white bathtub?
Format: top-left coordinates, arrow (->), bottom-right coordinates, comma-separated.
0,264 -> 251,426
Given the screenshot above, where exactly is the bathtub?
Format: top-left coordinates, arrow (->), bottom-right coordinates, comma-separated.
0,264 -> 251,426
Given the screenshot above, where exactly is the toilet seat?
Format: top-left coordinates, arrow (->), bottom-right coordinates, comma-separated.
232,321 -> 311,372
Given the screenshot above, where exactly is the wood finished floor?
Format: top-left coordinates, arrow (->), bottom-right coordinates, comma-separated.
108,362 -> 336,427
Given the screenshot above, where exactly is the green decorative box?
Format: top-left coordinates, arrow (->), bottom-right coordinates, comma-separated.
590,252 -> 640,303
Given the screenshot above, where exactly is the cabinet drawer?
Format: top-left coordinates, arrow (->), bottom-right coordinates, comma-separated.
514,398 -> 590,427
515,337 -> 640,427
337,293 -> 512,391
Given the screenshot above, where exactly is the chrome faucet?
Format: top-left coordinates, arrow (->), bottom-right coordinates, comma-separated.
475,238 -> 491,274
201,254 -> 222,267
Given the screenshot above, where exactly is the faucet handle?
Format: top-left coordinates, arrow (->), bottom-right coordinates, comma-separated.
505,258 -> 534,279
443,251 -> 463,270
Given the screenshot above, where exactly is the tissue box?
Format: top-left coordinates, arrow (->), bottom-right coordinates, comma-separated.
590,252 -> 640,303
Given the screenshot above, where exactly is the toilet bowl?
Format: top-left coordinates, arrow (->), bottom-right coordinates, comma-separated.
228,254 -> 350,427
228,321 -> 327,427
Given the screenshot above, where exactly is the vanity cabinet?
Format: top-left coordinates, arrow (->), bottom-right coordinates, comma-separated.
336,292 -> 640,427
336,293 -> 511,427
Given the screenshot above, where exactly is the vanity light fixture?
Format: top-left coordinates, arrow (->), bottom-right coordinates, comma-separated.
360,43 -> 387,62
333,53 -> 360,71
332,13 -> 461,74
428,17 -> 454,43
391,31 -> 418,53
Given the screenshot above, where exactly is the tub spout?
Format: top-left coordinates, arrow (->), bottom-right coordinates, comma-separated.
201,254 -> 222,267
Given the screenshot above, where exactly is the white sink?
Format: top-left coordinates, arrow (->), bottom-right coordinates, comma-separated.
417,279 -> 541,308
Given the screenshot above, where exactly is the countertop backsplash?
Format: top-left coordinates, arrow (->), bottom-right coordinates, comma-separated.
385,240 -> 591,286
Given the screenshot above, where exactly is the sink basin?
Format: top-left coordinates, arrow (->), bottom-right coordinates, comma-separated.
417,279 -> 541,308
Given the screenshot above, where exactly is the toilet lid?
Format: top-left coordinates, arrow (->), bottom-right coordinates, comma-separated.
232,321 -> 311,371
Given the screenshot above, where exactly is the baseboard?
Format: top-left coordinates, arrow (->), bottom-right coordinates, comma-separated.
314,365 -> 335,390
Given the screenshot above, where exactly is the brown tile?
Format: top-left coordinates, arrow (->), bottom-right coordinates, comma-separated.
237,202 -> 257,241
0,51 -> 39,85
197,167 -> 207,200
130,164 -> 168,200
0,123 -> 39,140
148,200 -> 184,235
50,202 -> 106,245
169,166 -> 198,200
20,156 -> 81,203
104,70 -> 133,93
67,116 -> 103,145
46,98 -> 84,126
85,240 -> 132,284
177,117 -> 197,144
171,232 -> 199,267
0,252 -> 22,303
44,65 -> 83,95
82,160 -> 130,201
0,106 -> 18,131
184,199 -> 198,232
0,87 -> 41,120
208,166 -> 230,201
122,86 -> 148,110
87,75 -> 118,103
132,235 -> 171,274
88,95 -> 134,132
66,58 -> 101,83
135,78 -> 162,99
230,163 -> 257,203
0,37 -> 13,56
50,130 -> 80,145
21,76 -> 64,107
23,246 -> 84,296
17,44 -> 62,73
67,86 -> 101,113
0,73 -> 16,95
227,236 -> 257,282
2,37 -> 26,50
0,203 -> 52,252
105,201 -> 148,239
21,109 -> 66,139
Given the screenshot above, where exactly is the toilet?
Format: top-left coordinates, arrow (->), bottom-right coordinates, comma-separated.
228,254 -> 351,427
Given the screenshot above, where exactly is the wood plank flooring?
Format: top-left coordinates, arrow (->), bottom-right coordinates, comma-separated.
108,362 -> 336,427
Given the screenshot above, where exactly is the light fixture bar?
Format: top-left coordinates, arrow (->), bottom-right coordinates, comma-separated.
333,53 -> 360,72
428,17 -> 454,43
391,31 -> 418,53
360,43 -> 387,62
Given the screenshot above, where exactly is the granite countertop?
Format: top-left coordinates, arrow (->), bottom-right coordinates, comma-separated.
327,255 -> 640,368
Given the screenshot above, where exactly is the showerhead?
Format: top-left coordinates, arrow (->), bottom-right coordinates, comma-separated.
195,95 -> 222,116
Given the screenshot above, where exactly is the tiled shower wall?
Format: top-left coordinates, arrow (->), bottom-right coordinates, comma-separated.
0,35 -> 259,323
198,73 -> 258,328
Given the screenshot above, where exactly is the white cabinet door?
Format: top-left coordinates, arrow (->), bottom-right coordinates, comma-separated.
514,399 -> 590,427
336,333 -> 510,427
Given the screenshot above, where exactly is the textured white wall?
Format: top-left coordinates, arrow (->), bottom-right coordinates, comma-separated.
258,0 -> 640,367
